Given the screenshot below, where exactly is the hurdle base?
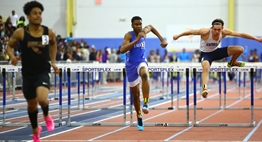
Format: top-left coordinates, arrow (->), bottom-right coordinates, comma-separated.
244,97 -> 262,100
0,121 -> 67,127
131,122 -> 192,127
180,97 -> 242,100
149,106 -> 176,110
0,98 -> 26,101
84,97 -> 122,100
194,121 -> 256,127
81,107 -> 125,110
178,106 -> 222,110
225,107 -> 262,110
68,121 -> 130,126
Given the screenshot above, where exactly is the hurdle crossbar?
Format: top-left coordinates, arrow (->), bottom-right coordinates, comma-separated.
193,68 -> 256,127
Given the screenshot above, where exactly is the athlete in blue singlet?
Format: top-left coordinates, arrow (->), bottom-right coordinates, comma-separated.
120,16 -> 167,131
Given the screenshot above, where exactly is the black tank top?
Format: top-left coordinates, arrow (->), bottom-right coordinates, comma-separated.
20,25 -> 50,77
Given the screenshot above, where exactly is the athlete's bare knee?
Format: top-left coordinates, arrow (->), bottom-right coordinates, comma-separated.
36,86 -> 49,106
38,100 -> 48,107
229,46 -> 244,54
202,61 -> 210,73
237,46 -> 244,53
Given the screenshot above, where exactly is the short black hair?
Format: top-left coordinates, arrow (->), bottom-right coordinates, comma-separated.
211,18 -> 224,26
131,16 -> 142,23
23,1 -> 44,15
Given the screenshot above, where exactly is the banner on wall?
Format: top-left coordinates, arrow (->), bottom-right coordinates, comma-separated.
166,25 -> 211,52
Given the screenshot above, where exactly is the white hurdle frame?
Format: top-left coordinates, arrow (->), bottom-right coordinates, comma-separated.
193,67 -> 256,127
1,62 -> 261,127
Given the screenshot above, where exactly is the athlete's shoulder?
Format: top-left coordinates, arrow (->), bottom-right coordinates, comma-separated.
199,28 -> 210,34
12,27 -> 24,40
124,31 -> 132,40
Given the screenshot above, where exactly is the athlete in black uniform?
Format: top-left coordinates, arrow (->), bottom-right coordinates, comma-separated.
6,1 -> 59,142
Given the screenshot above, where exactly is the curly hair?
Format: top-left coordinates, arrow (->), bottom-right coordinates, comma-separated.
23,1 -> 44,15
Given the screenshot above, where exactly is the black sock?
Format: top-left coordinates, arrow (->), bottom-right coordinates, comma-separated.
137,111 -> 143,126
28,109 -> 38,129
137,117 -> 143,126
41,104 -> 49,117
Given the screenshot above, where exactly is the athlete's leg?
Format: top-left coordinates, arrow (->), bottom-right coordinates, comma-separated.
36,75 -> 54,132
130,84 -> 141,117
201,60 -> 210,98
139,66 -> 150,114
130,84 -> 144,131
227,46 -> 245,67
23,78 -> 40,135
27,98 -> 39,133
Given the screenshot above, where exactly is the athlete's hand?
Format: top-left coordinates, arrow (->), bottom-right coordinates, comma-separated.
257,38 -> 262,42
173,35 -> 180,40
51,63 -> 59,74
136,32 -> 146,41
11,56 -> 18,66
160,41 -> 168,48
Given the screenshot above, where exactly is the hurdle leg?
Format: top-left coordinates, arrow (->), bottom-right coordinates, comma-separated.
64,68 -> 67,94
7,72 -> 11,95
186,68 -> 190,124
156,72 -> 159,89
92,72 -> 95,99
250,68 -> 255,126
223,72 -> 227,109
1,68 -> 6,126
166,72 -> 169,99
130,91 -> 133,125
177,72 -> 180,108
82,72 -> 85,108
123,68 -> 127,124
170,72 -> 174,109
87,72 -> 90,98
54,73 -> 58,100
244,72 -> 246,98
58,68 -> 65,126
77,72 -> 80,109
193,68 -> 197,125
218,72 -> 222,109
238,72 -> 241,99
160,72 -> 164,99
12,72 -> 16,100
67,68 -> 72,126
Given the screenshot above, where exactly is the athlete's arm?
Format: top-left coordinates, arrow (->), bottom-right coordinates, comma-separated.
173,28 -> 208,40
142,25 -> 165,42
7,28 -> 23,61
143,25 -> 168,48
223,29 -> 260,41
120,32 -> 140,53
49,29 -> 57,64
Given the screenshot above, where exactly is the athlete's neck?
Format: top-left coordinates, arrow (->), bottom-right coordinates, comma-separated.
134,31 -> 139,36
28,23 -> 41,32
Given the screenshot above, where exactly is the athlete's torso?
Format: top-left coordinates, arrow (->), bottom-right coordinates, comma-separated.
20,25 -> 51,77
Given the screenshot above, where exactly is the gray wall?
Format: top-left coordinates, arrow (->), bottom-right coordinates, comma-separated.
1,0 -> 261,38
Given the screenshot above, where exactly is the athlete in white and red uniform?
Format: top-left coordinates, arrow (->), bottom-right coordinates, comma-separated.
173,18 -> 262,98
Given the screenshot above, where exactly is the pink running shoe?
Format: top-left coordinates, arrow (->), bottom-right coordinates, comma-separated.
32,126 -> 42,142
45,115 -> 55,132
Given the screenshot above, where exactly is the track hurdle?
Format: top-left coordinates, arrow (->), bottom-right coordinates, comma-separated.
194,68 -> 256,127
130,68 -> 192,127
0,67 -> 66,127
68,67 -> 129,126
177,66 -> 223,110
